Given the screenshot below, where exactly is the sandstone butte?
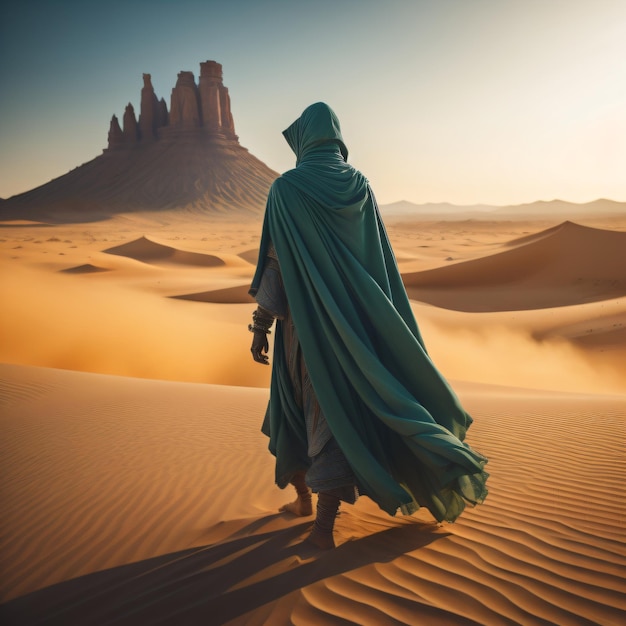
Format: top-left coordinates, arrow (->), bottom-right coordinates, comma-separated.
0,61 -> 279,221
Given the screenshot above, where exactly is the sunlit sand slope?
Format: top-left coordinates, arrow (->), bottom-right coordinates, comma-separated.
1,364 -> 624,625
403,221 -> 626,310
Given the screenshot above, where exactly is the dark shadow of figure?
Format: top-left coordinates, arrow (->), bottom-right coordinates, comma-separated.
0,515 -> 458,626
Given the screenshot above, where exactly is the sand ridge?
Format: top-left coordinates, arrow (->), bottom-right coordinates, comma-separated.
104,235 -> 226,267
171,284 -> 254,304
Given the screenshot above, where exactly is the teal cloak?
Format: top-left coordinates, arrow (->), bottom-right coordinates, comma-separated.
250,102 -> 488,522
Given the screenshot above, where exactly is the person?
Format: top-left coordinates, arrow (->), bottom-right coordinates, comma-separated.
249,102 -> 488,549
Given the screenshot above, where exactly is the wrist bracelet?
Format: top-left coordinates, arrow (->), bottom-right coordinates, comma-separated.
250,309 -> 274,333
248,323 -> 272,334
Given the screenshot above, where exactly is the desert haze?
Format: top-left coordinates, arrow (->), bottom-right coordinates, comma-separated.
0,206 -> 625,625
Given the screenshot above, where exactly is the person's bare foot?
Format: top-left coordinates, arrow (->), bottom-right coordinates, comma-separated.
305,526 -> 335,549
279,494 -> 313,516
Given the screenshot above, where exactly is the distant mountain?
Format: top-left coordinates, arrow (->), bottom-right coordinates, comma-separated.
379,198 -> 626,218
379,201 -> 494,216
490,198 -> 626,217
0,61 -> 278,223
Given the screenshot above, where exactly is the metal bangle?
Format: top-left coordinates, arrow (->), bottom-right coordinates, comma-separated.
248,323 -> 272,334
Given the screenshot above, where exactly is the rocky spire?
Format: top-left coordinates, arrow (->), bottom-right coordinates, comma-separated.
199,61 -> 236,137
157,97 -> 169,128
169,71 -> 201,127
139,73 -> 160,141
122,103 -> 139,143
107,115 -> 124,149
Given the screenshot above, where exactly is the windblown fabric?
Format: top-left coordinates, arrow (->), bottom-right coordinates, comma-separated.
250,102 -> 488,522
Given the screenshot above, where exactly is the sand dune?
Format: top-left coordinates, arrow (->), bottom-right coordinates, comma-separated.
403,221 -> 626,311
60,263 -> 110,274
0,363 -> 624,625
104,236 -> 225,267
0,219 -> 53,227
172,284 -> 254,304
238,248 -> 260,265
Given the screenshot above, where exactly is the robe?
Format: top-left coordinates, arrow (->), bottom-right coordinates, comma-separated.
250,102 -> 488,522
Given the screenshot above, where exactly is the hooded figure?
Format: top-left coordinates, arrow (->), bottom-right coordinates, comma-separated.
250,102 -> 488,548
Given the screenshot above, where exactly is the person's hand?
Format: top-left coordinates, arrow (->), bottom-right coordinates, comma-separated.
251,330 -> 270,365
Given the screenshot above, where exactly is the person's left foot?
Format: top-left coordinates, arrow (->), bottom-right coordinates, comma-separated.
305,525 -> 335,549
304,491 -> 341,549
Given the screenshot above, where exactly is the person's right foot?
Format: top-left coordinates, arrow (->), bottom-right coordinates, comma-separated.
279,494 -> 313,516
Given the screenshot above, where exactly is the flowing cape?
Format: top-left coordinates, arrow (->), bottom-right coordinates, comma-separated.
250,105 -> 487,522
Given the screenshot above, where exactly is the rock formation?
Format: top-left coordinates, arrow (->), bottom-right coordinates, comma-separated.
110,61 -> 238,145
1,60 -> 278,220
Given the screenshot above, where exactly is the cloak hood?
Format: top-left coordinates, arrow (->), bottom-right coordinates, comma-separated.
282,101 -> 348,165
281,103 -> 367,214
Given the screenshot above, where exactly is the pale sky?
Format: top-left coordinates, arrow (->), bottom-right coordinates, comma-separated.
1,0 -> 625,206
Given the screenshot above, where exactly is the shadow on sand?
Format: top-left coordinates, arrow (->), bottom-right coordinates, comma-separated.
1,514 -> 449,625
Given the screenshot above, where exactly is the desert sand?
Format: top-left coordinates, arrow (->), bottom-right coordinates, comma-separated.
1,211 -> 625,625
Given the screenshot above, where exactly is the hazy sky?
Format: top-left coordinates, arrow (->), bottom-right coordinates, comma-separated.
1,0 -> 625,205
